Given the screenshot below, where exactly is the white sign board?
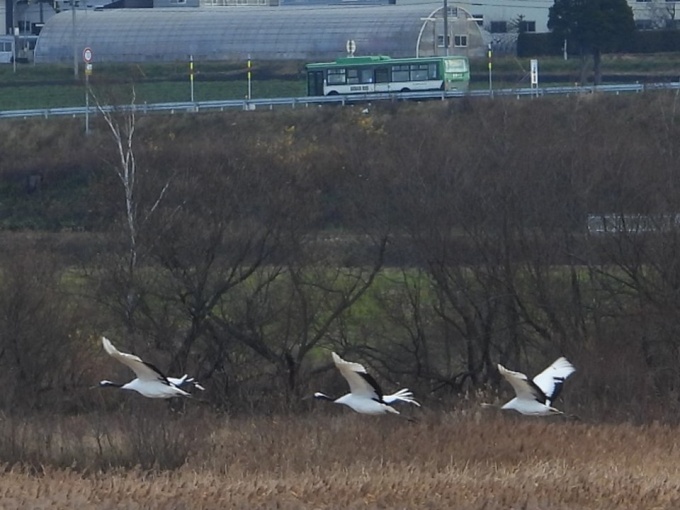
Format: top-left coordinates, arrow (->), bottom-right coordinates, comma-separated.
530,59 -> 538,86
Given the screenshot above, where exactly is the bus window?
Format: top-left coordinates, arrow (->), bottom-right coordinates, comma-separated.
410,64 -> 429,81
428,63 -> 438,79
445,59 -> 468,72
391,65 -> 409,82
375,67 -> 389,83
347,68 -> 360,84
327,68 -> 346,85
360,69 -> 374,84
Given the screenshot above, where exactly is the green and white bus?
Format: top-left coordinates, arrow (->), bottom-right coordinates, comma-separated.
305,55 -> 470,96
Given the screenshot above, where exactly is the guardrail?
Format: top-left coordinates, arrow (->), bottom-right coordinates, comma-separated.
0,82 -> 678,120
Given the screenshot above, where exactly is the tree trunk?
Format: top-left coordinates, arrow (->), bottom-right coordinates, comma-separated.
593,48 -> 602,85
579,53 -> 588,85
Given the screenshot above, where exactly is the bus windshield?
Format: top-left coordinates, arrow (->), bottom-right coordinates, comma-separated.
444,59 -> 468,73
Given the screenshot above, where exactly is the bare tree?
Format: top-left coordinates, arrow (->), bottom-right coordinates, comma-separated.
134,114 -> 392,407
643,0 -> 677,29
0,251 -> 87,410
91,87 -> 170,335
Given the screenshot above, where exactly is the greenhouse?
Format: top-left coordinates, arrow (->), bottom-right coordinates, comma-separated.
33,4 -> 487,63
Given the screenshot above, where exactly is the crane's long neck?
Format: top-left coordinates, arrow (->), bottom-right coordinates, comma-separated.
313,392 -> 336,402
99,380 -> 124,389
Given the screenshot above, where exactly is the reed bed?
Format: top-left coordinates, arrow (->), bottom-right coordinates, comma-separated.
0,408 -> 679,509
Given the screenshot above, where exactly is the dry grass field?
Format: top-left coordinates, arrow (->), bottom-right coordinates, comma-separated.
0,406 -> 679,510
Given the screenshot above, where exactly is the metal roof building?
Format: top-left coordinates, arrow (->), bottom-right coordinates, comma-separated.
33,5 -> 487,63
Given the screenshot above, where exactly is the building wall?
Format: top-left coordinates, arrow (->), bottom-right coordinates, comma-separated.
631,0 -> 680,29
416,5 -> 487,58
457,0 -> 552,34
7,0 -> 680,39
6,0 -> 60,36
154,0 -> 200,7
35,6 -> 480,63
9,0 -> 680,64
398,0 -> 552,33
401,0 -> 677,34
200,0 -> 275,5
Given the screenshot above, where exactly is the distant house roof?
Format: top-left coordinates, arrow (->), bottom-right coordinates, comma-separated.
34,5 -> 484,63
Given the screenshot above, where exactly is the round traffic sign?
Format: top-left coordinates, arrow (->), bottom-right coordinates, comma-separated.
83,47 -> 93,63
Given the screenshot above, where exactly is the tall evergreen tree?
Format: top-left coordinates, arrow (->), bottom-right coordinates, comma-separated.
548,0 -> 635,85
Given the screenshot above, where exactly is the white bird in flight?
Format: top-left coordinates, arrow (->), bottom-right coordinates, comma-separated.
313,352 -> 420,415
489,357 -> 576,416
99,336 -> 204,399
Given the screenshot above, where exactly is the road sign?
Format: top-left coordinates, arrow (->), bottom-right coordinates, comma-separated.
530,59 -> 538,86
83,47 -> 93,64
346,40 -> 356,56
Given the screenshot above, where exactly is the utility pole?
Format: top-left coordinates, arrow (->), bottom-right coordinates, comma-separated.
443,0 -> 449,55
72,0 -> 78,79
12,0 -> 17,74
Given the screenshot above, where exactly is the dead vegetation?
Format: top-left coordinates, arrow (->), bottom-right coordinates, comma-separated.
0,410 -> 678,509
3,93 -> 680,417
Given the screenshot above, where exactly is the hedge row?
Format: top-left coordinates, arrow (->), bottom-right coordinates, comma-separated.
518,30 -> 680,57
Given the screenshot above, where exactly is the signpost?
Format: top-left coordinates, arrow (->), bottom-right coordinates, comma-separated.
530,58 -> 538,97
83,47 -> 92,65
83,47 -> 93,135
12,27 -> 18,74
190,55 -> 195,102
247,55 -> 252,101
488,43 -> 493,98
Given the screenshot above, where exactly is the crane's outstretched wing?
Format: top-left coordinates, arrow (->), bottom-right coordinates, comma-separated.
332,352 -> 384,401
532,357 -> 575,405
102,337 -> 169,384
498,364 -> 547,404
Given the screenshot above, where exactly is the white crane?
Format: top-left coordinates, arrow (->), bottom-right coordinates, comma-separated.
488,357 -> 576,416
313,352 -> 420,415
99,336 -> 204,399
